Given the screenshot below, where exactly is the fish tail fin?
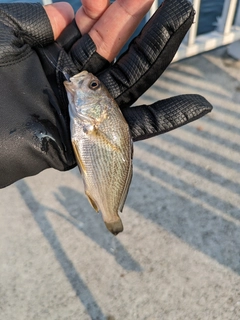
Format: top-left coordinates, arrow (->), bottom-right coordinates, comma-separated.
104,215 -> 123,235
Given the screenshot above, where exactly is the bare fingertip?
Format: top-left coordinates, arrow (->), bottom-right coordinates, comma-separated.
44,2 -> 74,40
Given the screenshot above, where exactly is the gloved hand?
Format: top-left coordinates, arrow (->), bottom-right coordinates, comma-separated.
0,0 -> 212,189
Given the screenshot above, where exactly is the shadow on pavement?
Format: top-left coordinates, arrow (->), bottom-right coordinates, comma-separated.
16,180 -> 106,320
54,186 -> 142,272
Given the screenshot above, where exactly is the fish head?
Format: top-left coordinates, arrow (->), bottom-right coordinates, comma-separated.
64,71 -> 109,121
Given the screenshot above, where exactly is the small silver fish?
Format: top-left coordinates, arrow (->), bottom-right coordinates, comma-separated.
64,71 -> 133,235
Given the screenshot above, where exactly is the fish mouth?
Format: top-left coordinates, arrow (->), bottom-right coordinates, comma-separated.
71,70 -> 89,81
64,70 -> 89,91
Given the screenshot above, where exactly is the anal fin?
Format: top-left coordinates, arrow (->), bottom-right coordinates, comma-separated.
85,190 -> 99,213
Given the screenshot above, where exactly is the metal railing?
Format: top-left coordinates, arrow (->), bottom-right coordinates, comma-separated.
42,0 -> 52,4
148,0 -> 240,62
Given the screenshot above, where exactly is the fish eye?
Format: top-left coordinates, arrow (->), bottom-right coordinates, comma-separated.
89,79 -> 100,90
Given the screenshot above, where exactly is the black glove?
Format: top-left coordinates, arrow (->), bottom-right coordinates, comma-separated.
0,0 -> 212,189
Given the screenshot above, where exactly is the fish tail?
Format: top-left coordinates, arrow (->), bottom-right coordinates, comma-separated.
104,215 -> 123,236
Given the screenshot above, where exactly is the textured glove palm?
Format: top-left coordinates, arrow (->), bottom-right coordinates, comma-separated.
0,0 -> 212,188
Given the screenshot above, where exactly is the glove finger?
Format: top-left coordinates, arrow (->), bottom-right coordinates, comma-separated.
122,95 -> 213,142
37,33 -> 110,109
69,33 -> 111,74
56,20 -> 82,51
36,20 -> 81,80
98,0 -> 195,108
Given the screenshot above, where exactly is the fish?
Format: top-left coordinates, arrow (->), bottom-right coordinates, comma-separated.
64,71 -> 133,235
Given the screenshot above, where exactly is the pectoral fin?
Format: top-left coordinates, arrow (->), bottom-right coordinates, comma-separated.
88,128 -> 120,152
